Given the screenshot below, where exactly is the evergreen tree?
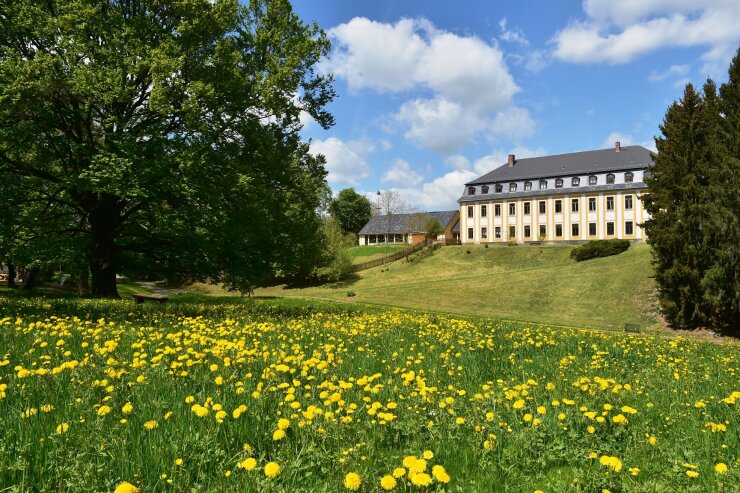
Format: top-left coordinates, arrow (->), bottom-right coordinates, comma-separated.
642,84 -> 713,327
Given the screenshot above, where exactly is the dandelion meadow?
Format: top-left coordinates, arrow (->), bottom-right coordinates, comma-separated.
0,296 -> 737,492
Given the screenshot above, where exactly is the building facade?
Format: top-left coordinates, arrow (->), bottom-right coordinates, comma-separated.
358,210 -> 460,246
458,143 -> 654,244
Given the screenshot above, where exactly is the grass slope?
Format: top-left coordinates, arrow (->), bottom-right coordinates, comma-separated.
260,244 -> 658,330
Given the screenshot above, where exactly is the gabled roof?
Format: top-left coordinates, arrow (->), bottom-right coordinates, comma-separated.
466,145 -> 655,185
359,210 -> 458,235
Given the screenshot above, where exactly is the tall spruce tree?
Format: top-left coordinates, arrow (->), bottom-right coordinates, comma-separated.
642,84 -> 713,327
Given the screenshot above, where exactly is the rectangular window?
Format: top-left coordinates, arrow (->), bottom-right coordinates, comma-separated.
539,224 -> 546,238
588,222 -> 597,236
588,197 -> 597,212
494,203 -> 501,216
467,227 -> 474,240
481,227 -> 488,239
524,225 -> 531,238
625,221 -> 634,235
467,205 -> 473,218
524,202 -> 531,215
481,204 -> 487,217
625,195 -> 633,210
555,224 -> 563,237
571,198 -> 579,213
369,235 -> 376,244
606,196 -> 615,211
555,200 -> 562,213
572,223 -> 580,237
495,226 -> 501,239
509,226 -> 516,239
509,203 -> 516,215
607,222 -> 615,235
539,201 -> 546,214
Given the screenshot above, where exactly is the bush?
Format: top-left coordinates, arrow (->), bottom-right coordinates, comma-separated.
570,239 -> 630,262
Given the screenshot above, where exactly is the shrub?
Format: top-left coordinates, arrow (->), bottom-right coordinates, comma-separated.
347,291 -> 356,297
570,239 -> 630,262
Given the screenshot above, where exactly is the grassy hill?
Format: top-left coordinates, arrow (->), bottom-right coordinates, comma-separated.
259,243 -> 658,330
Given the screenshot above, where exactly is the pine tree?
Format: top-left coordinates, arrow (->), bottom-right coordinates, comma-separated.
642,84 -> 714,327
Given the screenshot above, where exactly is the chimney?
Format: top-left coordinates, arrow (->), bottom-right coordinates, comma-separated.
507,154 -> 516,167
615,141 -> 621,152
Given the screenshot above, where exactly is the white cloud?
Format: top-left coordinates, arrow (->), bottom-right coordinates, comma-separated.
552,1 -> 740,71
471,145 -> 547,175
310,137 -> 374,186
382,158 -> 423,186
604,132 -> 657,152
326,17 -> 533,152
391,169 -> 479,210
499,18 -> 530,45
444,154 -> 471,171
490,107 -> 536,142
648,64 -> 690,82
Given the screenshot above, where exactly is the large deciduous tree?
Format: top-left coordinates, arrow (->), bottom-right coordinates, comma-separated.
329,188 -> 372,235
643,47 -> 740,333
0,0 -> 335,297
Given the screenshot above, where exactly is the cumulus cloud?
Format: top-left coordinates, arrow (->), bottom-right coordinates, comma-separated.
499,18 -> 530,45
310,137 -> 374,186
471,145 -> 547,174
382,158 -> 423,186
325,17 -> 533,152
552,1 -> 740,71
391,169 -> 479,210
604,132 -> 657,152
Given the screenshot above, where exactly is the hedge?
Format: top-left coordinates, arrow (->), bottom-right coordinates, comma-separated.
570,239 -> 630,262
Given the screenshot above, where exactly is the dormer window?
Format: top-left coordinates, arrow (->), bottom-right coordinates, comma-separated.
524,181 -> 532,191
481,185 -> 489,194
606,173 -> 615,184
589,175 -> 597,185
468,186 -> 476,195
539,180 -> 547,190
625,172 -> 633,183
495,184 -> 503,193
572,177 -> 580,187
509,183 -> 517,192
555,178 -> 563,188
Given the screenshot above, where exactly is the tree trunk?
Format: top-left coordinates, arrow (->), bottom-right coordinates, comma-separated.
78,267 -> 89,296
88,200 -> 120,298
7,263 -> 16,288
22,267 -> 39,290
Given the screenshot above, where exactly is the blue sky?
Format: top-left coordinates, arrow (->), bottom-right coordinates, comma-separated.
291,0 -> 740,210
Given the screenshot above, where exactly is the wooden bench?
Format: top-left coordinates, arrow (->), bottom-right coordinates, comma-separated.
132,293 -> 168,304
624,323 -> 641,334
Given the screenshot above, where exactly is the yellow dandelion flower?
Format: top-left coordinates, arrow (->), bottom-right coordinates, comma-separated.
175,458 -> 183,466
278,418 -> 291,430
264,462 -> 281,479
409,472 -> 432,487
56,423 -> 69,435
393,467 -> 406,478
273,429 -> 286,441
432,465 -> 450,483
686,470 -> 699,478
238,458 -> 257,471
113,482 -> 139,493
422,450 -> 434,460
380,474 -> 397,490
344,472 -> 361,491
402,456 -> 417,468
97,405 -> 111,417
144,420 -> 158,430
122,402 -> 133,415
629,467 -> 640,476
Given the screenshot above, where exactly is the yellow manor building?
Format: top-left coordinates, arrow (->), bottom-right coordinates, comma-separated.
458,142 -> 654,244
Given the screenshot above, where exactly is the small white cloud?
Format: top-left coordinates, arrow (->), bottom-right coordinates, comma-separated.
552,2 -> 740,67
499,18 -> 530,45
310,137 -> 374,186
391,169 -> 479,210
380,139 -> 393,151
472,145 -> 547,175
604,132 -> 656,152
382,158 -> 423,186
490,107 -> 536,142
444,154 -> 471,171
648,64 -> 690,82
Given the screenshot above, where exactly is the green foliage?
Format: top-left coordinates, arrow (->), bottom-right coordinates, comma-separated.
312,217 -> 354,282
0,0 -> 335,296
570,240 -> 630,262
329,188 -> 372,235
643,49 -> 740,333
424,218 -> 444,239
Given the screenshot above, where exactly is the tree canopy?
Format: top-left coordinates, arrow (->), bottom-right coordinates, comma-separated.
329,188 -> 372,235
642,47 -> 740,333
0,0 -> 336,296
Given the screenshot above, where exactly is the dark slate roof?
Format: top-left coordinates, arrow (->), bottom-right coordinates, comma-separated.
466,145 -> 655,185
451,218 -> 460,233
458,182 -> 647,203
359,210 -> 458,235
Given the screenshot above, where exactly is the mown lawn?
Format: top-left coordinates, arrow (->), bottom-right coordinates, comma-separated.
0,295 -> 736,492
262,243 -> 659,330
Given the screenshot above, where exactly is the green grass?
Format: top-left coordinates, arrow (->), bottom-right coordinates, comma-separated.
0,295 -> 737,492
347,245 -> 406,257
261,243 -> 659,330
